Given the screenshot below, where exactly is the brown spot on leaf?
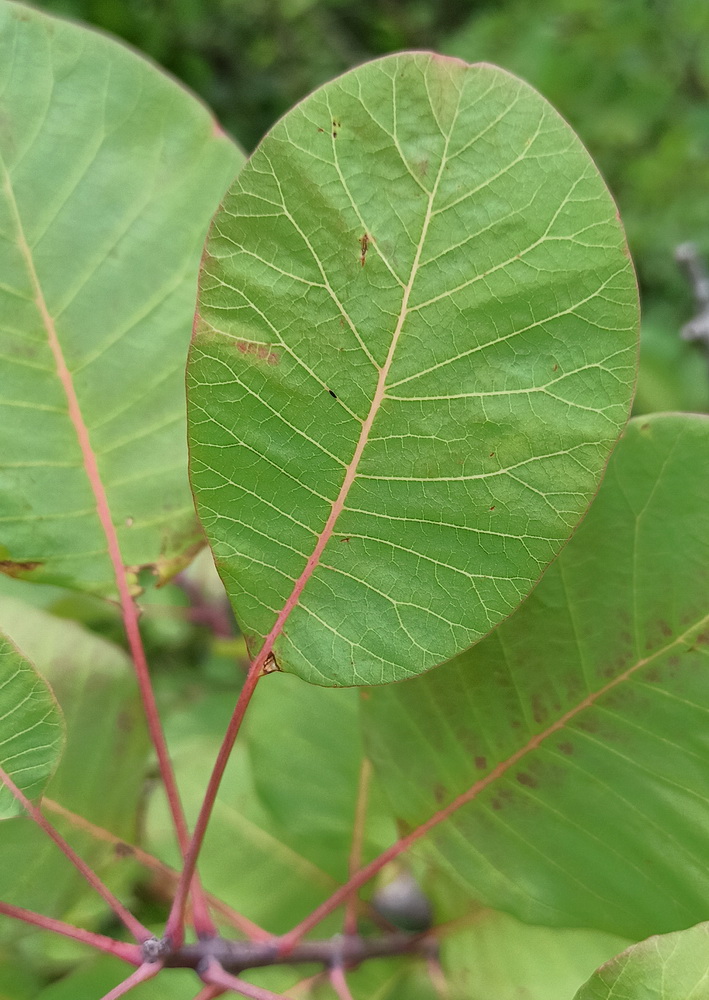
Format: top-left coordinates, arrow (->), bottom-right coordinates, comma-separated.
557,742 -> 574,755
0,560 -> 43,578
434,783 -> 446,804
516,772 -> 537,788
262,653 -> 280,675
114,842 -> 135,858
474,756 -> 487,770
236,340 -> 279,365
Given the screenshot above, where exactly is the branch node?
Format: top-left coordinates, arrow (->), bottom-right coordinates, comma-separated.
142,936 -> 172,963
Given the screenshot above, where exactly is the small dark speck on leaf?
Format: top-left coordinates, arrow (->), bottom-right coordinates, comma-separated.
433,783 -> 446,804
557,742 -> 574,755
339,537 -> 350,543
474,756 -> 487,770
516,772 -> 538,788
489,506 -> 495,511
329,389 -> 337,398
489,452 -> 495,457
552,363 -> 559,371
114,842 -> 134,858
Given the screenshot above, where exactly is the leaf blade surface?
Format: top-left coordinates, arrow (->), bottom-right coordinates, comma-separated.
189,52 -> 638,685
362,414 -> 709,938
0,2 -> 243,594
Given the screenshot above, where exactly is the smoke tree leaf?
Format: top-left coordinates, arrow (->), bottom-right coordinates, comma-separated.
574,922 -> 709,1000
188,51 -> 638,686
0,628 -> 63,819
0,1 -> 243,596
362,414 -> 709,939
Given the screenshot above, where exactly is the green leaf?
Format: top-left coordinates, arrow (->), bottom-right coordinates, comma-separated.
362,414 -> 709,939
188,51 -> 638,686
0,597 -> 149,930
145,688 -> 348,933
0,2 -> 243,596
244,673 -> 395,880
574,922 -> 709,1000
36,956 -> 197,999
0,628 -> 62,819
441,908 -> 630,1000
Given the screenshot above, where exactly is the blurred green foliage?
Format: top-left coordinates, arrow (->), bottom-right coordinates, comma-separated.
29,0 -> 709,411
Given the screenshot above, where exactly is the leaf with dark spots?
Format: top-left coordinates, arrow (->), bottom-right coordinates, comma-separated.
363,415 -> 709,941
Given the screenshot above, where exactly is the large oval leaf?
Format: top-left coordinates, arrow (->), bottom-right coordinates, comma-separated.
362,414 -> 709,939
189,51 -> 638,686
0,2 -> 243,595
0,628 -> 63,819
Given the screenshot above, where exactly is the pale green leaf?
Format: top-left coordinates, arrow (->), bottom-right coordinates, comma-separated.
244,673 -> 395,880
362,414 -> 709,939
575,922 -> 709,1000
441,908 -> 630,1000
36,956 -> 197,999
145,689 -> 347,933
188,51 -> 638,686
0,627 -> 62,819
0,597 -> 149,932
0,1 -> 243,595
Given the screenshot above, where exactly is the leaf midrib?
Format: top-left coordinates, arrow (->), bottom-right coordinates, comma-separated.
249,90 -> 463,673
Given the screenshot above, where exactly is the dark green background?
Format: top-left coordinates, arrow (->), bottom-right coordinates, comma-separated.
29,0 -> 709,412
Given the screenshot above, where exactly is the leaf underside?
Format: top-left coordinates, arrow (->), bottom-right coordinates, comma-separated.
362,414 -> 709,940
0,625 -> 63,820
0,2 -> 243,596
189,51 -> 638,686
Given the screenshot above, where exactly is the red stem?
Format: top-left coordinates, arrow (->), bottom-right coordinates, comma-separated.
329,966 -> 355,1000
279,624 -> 700,950
0,901 -> 141,964
201,959 -> 292,999
0,765 -> 150,942
3,164 -> 214,939
42,798 -> 269,941
98,963 -> 162,1000
165,659 -> 264,944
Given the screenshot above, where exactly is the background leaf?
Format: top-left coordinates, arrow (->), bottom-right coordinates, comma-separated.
0,1 -> 243,595
0,626 -> 62,819
362,414 -> 709,939
0,597 -> 149,942
574,922 -> 709,1000
188,51 -> 638,686
145,686 -> 352,932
